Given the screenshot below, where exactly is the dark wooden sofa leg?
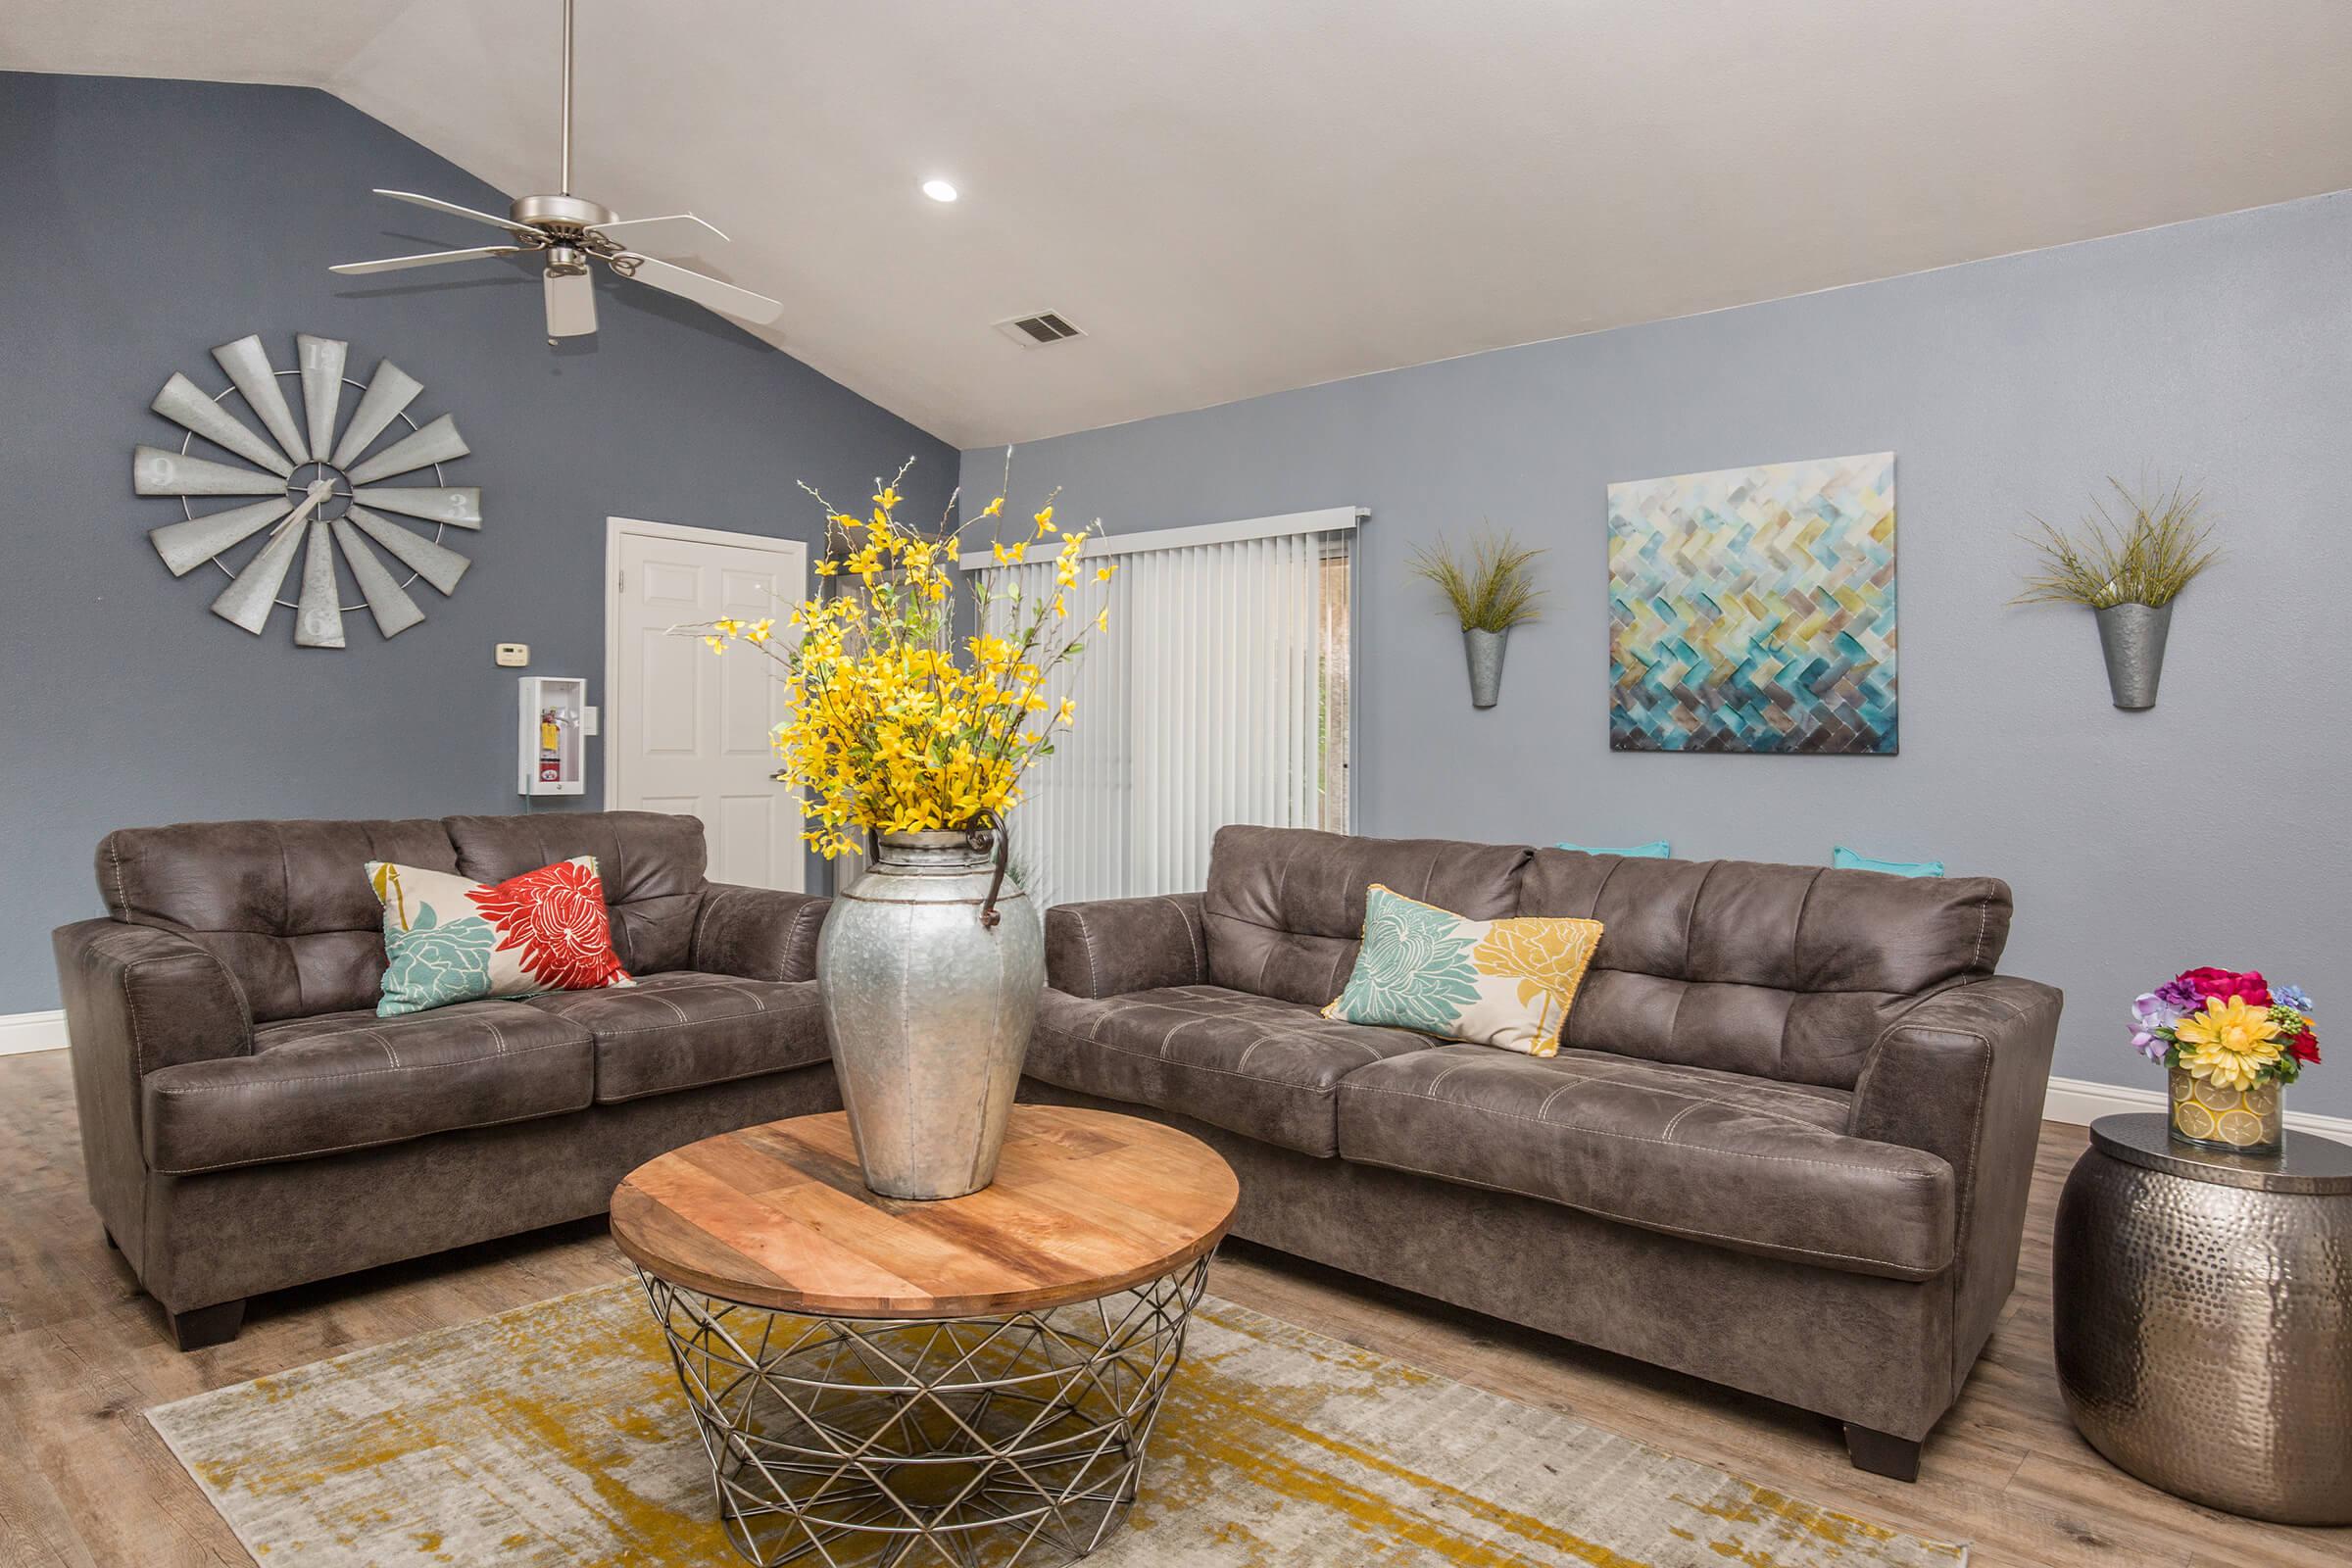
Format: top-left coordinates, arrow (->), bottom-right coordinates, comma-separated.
167,1298 -> 245,1351
1843,1423 -> 1923,1481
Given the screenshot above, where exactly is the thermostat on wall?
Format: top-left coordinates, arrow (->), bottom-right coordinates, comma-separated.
495,643 -> 530,667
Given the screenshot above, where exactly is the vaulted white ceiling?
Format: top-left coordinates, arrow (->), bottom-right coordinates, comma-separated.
12,2 -> 2352,447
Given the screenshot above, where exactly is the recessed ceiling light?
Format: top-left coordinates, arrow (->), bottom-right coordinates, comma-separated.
921,178 -> 959,203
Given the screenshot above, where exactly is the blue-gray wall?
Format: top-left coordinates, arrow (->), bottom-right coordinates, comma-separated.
1,74 -> 956,1010
962,190 -> 2352,1117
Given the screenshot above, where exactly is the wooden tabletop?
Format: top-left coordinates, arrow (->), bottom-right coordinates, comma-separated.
610,1105 -> 1241,1317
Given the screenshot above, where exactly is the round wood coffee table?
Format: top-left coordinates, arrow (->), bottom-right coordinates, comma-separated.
611,1104 -> 1239,1567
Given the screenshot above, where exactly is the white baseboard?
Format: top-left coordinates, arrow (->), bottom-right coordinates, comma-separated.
0,1009 -> 68,1057
2044,1072 -> 2352,1145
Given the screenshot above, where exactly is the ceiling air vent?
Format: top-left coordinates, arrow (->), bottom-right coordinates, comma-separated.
995,311 -> 1085,347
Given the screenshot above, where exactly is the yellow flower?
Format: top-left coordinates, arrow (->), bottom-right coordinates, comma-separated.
992,540 -> 1026,565
1058,698 -> 1076,723
1096,564 -> 1116,581
1034,506 -> 1057,537
874,487 -> 901,509
746,617 -> 774,644
982,496 -> 1004,517
831,512 -> 864,532
814,559 -> 840,576
703,635 -> 727,655
1095,607 -> 1108,631
2173,998 -> 2285,1091
1052,591 -> 1067,617
713,617 -> 744,636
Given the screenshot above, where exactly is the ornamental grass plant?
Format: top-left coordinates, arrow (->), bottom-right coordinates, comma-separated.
688,458 -> 1112,858
1408,527 -> 1547,632
2015,477 -> 2220,610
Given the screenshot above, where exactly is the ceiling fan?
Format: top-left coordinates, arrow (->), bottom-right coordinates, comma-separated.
329,0 -> 783,342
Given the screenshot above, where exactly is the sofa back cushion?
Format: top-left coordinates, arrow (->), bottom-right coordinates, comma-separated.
96,818 -> 460,1023
1204,825 -> 1531,1007
442,811 -> 707,975
1516,849 -> 2013,1089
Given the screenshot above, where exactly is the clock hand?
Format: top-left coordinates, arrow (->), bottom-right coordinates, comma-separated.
272,477 -> 337,537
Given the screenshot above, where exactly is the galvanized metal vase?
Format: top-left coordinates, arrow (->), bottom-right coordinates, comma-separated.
2095,602 -> 2172,710
816,826 -> 1045,1200
1464,627 -> 1507,709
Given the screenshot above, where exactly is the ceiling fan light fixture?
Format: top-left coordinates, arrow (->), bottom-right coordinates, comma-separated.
921,178 -> 959,203
326,0 -> 783,342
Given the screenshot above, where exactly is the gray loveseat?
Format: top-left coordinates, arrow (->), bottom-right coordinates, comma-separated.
53,810 -> 839,1348
1023,825 -> 2063,1478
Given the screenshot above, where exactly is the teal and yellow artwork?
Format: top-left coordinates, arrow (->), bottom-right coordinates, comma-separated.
1609,452 -> 1896,755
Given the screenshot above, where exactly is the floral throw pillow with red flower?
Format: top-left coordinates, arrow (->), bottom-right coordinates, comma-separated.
367,856 -> 634,1017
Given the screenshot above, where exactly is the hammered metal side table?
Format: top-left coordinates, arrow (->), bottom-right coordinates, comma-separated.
2052,1112 -> 2352,1524
611,1105 -> 1239,1567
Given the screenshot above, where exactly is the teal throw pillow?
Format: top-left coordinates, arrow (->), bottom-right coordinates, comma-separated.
1554,839 -> 1671,858
1832,846 -> 1944,878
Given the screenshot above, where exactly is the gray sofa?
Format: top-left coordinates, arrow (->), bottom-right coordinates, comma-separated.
53,810 -> 839,1349
1023,825 -> 2063,1478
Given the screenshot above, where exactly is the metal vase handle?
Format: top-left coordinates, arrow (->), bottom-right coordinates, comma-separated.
968,810 -> 1010,929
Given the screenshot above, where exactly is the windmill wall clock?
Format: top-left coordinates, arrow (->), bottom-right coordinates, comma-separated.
133,332 -> 481,646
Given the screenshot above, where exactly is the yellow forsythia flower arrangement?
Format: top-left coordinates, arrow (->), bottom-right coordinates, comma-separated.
690,460 -> 1109,859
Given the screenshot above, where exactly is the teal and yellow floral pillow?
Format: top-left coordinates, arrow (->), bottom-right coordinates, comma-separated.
368,856 -> 633,1017
1322,884 -> 1604,1056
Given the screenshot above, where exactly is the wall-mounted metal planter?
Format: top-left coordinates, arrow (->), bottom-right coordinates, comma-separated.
2095,603 -> 2172,710
1464,627 -> 1508,709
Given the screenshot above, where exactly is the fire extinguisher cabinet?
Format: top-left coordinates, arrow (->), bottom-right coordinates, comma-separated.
518,676 -> 587,797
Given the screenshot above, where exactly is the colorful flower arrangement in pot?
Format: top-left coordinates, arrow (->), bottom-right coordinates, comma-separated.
2131,967 -> 2319,1154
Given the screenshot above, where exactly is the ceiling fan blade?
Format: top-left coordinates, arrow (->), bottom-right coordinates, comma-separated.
371,189 -> 530,235
621,256 -> 783,325
589,212 -> 731,248
545,267 -> 599,338
330,245 -> 525,275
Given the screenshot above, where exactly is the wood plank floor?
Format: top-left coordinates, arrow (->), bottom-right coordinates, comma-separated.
0,1046 -> 2342,1567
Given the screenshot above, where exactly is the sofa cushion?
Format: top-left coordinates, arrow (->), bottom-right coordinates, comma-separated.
1517,850 -> 2011,1089
1203,826 -> 1531,1007
97,818 -> 460,1022
1335,1045 -> 1956,1280
1033,983 -> 1433,1156
444,811 -> 707,976
521,970 -> 829,1102
142,1001 -> 594,1174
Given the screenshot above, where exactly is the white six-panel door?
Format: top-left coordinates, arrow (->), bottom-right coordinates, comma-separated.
605,517 -> 806,892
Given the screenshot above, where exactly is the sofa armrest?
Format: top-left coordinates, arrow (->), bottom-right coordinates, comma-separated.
53,919 -> 253,1252
690,884 -> 829,983
54,919 -> 253,1080
1850,976 -> 2063,1383
1045,893 -> 1207,999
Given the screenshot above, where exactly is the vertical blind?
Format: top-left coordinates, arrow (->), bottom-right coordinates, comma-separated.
963,508 -> 1360,907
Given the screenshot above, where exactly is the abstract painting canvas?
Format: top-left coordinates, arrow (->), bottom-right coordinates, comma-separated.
1609,453 -> 1896,755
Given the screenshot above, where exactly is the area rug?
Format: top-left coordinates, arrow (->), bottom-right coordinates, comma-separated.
149,1281 -> 1966,1566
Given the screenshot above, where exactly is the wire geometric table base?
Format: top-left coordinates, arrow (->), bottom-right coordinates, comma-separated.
637,1254 -> 1214,1568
